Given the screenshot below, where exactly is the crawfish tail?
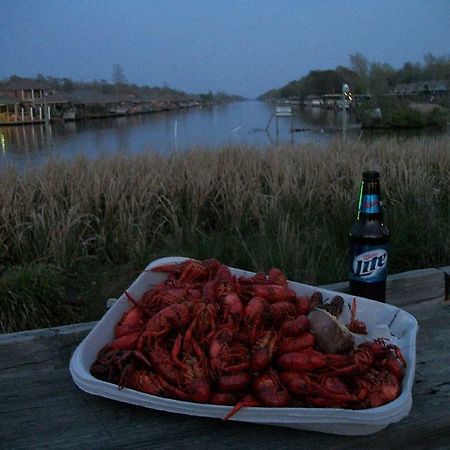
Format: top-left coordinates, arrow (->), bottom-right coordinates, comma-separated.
148,263 -> 182,274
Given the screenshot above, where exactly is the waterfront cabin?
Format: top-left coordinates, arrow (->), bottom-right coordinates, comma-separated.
0,77 -> 207,125
0,78 -> 69,124
0,96 -> 20,124
392,80 -> 449,100
66,90 -> 149,119
303,95 -> 323,107
322,94 -> 344,109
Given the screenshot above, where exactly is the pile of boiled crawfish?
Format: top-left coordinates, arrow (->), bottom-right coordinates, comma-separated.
91,258 -> 407,420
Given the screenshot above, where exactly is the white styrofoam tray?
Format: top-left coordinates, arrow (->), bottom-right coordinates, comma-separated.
70,256 -> 418,436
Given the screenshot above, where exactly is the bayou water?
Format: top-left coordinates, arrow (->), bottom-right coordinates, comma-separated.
0,100 -> 443,169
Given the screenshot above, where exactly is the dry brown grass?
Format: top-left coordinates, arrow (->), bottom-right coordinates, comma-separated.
0,135 -> 449,283
1,135 -> 449,331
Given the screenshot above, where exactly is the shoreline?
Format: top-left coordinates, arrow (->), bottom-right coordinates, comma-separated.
0,99 -> 229,127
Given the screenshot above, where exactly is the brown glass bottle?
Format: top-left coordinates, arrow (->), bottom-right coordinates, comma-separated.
349,171 -> 390,302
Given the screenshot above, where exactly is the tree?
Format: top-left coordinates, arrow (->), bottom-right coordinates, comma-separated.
423,52 -> 450,80
368,62 -> 396,97
258,52 -> 449,100
200,90 -> 214,102
396,62 -> 422,84
350,53 -> 369,93
305,70 -> 343,95
62,77 -> 74,92
336,66 -> 361,93
112,64 -> 127,92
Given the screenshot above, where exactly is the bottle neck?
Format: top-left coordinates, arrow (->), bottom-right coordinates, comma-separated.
357,179 -> 383,221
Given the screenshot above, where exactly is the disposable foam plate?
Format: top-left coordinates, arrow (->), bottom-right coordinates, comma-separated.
70,256 -> 418,435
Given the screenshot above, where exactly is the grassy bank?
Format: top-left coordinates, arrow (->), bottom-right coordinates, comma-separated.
1,136 -> 449,332
355,97 -> 449,129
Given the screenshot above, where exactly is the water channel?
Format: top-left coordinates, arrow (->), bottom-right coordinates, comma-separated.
0,100 -> 442,170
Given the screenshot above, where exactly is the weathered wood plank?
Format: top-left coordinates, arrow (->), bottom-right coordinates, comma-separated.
386,268 -> 445,306
0,322 -> 96,373
320,268 -> 447,307
1,269 -> 450,449
439,265 -> 450,302
1,299 -> 450,449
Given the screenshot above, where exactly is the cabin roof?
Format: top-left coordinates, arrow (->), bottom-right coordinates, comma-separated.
393,80 -> 449,94
0,78 -> 54,91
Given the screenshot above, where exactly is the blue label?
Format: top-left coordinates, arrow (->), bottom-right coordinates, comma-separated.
360,194 -> 380,214
349,244 -> 389,283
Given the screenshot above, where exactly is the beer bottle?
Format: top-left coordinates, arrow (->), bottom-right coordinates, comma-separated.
349,171 -> 390,302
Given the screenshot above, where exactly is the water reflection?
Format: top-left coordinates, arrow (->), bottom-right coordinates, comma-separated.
0,123 -> 54,154
0,101 -> 446,170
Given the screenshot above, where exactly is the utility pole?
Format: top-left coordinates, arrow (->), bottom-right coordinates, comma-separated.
342,83 -> 349,143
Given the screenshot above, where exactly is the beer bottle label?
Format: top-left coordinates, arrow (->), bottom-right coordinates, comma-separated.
360,194 -> 381,214
349,244 -> 389,283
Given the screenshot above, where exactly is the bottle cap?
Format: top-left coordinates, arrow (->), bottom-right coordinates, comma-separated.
362,171 -> 380,181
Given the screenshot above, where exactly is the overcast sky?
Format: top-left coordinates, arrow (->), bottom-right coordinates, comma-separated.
1,0 -> 449,98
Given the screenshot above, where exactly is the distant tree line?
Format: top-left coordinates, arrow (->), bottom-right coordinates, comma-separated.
1,64 -> 245,103
259,52 -> 450,100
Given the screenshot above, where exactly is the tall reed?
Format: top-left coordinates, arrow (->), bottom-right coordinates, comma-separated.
0,135 -> 449,327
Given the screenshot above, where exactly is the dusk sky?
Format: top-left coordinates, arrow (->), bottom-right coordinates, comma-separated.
2,0 -> 449,98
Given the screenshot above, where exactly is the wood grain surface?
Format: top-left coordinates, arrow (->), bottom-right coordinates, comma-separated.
1,269 -> 449,450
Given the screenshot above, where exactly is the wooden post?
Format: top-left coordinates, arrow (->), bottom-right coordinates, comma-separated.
265,113 -> 273,131
341,93 -> 347,142
43,91 -> 50,127
290,113 -> 294,144
342,83 -> 349,143
442,265 -> 450,302
272,106 -> 293,138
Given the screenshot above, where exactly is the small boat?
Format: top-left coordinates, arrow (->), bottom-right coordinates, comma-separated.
108,108 -> 129,116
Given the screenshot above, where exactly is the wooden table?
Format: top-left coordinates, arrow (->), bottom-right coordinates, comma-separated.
1,268 -> 449,449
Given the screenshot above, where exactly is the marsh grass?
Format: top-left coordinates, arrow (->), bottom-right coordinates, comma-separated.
0,135 -> 449,332
0,263 -> 75,333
